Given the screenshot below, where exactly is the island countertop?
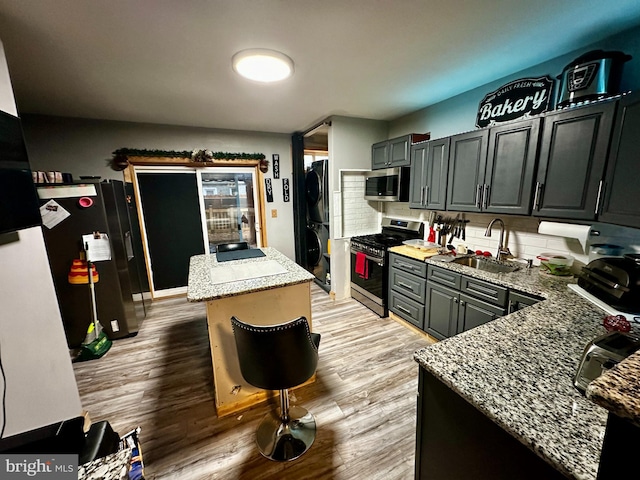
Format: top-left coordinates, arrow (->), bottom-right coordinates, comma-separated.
411,256 -> 618,480
187,247 -> 314,302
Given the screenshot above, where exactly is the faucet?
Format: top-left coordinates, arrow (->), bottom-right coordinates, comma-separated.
484,218 -> 512,260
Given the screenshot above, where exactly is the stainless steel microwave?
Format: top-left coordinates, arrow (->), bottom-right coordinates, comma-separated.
364,167 -> 410,202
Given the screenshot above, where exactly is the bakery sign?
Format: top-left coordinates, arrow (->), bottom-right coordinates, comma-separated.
476,76 -> 553,128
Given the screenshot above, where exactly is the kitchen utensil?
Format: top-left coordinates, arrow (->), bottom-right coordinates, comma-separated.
537,253 -> 574,275
427,226 -> 436,243
574,331 -> 640,392
557,50 -> 632,107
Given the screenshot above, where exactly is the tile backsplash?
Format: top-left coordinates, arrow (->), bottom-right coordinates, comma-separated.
380,202 -> 640,270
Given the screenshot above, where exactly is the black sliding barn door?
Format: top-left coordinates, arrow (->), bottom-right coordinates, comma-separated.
137,172 -> 205,292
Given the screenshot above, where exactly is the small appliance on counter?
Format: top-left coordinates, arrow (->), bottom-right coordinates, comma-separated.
574,331 -> 640,392
577,255 -> 640,313
556,49 -> 632,107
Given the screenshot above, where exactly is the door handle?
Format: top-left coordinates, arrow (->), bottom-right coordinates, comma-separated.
595,180 -> 605,215
533,182 -> 543,210
482,184 -> 489,210
475,184 -> 482,208
424,186 -> 430,206
420,186 -> 425,205
397,281 -> 414,291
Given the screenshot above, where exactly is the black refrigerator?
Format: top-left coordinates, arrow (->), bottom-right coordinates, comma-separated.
37,180 -> 149,348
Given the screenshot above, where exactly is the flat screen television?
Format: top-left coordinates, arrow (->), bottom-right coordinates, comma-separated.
0,110 -> 41,235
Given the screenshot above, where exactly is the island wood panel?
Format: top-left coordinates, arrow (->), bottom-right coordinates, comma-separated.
206,281 -> 313,416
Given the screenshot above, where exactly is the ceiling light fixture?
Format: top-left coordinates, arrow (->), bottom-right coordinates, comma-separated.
232,49 -> 294,83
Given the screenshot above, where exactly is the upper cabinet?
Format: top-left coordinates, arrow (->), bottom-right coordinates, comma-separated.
533,101 -> 616,220
484,118 -> 540,215
446,118 -> 540,214
372,133 -> 430,170
409,138 -> 449,210
446,129 -> 488,212
599,92 -> 640,228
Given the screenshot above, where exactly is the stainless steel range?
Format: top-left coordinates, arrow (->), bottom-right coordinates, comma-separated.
350,217 -> 423,317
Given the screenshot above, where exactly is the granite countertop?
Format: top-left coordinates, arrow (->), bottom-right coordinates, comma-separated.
586,349 -> 640,428
187,247 -> 314,302
79,448 -> 131,480
411,255 -> 616,480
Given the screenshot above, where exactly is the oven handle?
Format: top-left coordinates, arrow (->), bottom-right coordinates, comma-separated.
350,248 -> 384,265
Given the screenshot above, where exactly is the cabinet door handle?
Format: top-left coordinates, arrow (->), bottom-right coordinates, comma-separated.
397,281 -> 414,292
595,180 -> 605,215
420,186 -> 425,205
482,184 -> 489,210
397,305 -> 411,315
425,185 -> 430,206
533,182 -> 543,210
475,184 -> 482,208
453,297 -> 459,304
460,300 -> 465,307
508,300 -> 514,314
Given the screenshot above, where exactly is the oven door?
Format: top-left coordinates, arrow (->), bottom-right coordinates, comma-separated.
350,248 -> 387,316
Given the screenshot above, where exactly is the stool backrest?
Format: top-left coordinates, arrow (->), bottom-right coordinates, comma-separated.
231,316 -> 319,390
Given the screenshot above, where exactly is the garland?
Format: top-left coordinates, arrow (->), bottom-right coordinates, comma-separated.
112,148 -> 266,161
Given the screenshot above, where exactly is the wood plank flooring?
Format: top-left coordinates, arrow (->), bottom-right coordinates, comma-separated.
73,284 -> 433,479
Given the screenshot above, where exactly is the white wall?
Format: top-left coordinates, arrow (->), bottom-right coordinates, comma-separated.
0,39 -> 82,439
21,116 -> 297,259
327,116 -> 387,299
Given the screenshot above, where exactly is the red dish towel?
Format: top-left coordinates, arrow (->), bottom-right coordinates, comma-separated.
355,252 -> 369,279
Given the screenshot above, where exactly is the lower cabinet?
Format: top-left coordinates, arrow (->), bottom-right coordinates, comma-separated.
389,253 -> 428,330
425,265 -> 507,340
507,290 -> 543,313
389,257 -> 538,339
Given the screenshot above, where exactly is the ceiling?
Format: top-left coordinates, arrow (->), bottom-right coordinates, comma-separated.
1,0 -> 640,135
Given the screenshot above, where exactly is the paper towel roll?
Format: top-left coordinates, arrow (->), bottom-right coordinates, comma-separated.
537,221 -> 591,251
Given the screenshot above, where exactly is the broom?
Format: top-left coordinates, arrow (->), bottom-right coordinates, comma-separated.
76,257 -> 112,362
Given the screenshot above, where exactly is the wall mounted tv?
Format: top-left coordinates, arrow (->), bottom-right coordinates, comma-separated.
0,110 -> 41,235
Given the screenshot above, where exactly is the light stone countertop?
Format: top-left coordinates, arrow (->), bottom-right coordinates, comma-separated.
411,255 -> 616,480
187,247 -> 314,302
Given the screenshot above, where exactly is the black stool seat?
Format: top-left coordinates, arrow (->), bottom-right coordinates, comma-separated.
231,316 -> 320,461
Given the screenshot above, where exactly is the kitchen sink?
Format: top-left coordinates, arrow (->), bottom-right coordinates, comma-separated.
451,256 -> 520,274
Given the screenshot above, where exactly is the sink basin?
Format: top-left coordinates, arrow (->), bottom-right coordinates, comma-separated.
451,256 -> 520,273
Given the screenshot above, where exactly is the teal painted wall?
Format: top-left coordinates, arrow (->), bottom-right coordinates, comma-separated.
389,25 -> 640,139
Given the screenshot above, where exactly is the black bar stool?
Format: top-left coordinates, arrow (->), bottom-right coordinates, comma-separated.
230,315 -> 320,461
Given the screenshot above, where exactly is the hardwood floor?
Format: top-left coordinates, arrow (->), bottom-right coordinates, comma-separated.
73,284 -> 433,479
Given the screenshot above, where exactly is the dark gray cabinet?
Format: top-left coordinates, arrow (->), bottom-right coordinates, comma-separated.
425,265 -> 507,340
372,133 -> 431,170
533,101 -> 616,220
507,290 -> 543,313
446,119 -> 540,214
446,129 -> 488,212
409,138 -> 450,210
425,281 -> 459,339
389,252 -> 428,329
599,92 -> 640,228
484,118 -> 540,215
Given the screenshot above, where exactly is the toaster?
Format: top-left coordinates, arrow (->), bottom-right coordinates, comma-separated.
574,331 -> 640,392
577,256 -> 640,313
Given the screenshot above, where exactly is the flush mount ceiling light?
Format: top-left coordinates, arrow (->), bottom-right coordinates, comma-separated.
232,49 -> 294,83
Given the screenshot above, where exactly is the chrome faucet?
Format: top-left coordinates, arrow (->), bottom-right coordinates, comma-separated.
484,218 -> 512,260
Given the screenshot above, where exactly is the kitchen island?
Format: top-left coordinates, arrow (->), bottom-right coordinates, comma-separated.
407,254 -> 633,480
187,247 -> 315,417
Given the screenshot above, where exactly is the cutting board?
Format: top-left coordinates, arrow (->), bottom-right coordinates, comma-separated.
389,245 -> 440,261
